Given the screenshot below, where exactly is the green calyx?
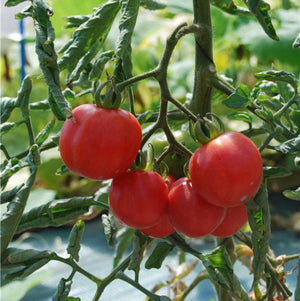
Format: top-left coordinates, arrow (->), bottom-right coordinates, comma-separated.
189,113 -> 225,145
94,76 -> 122,109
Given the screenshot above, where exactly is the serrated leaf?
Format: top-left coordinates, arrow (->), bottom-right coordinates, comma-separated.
271,137 -> 300,154
246,181 -> 270,288
263,166 -> 292,179
59,0 -> 120,71
283,187 -> 300,201
222,86 -> 250,108
67,220 -> 85,262
145,242 -> 174,269
242,0 -> 279,40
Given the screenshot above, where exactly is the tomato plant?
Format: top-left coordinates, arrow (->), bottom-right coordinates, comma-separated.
168,178 -> 226,238
109,170 -> 169,229
59,104 -> 142,180
189,131 -> 263,208
211,204 -> 248,237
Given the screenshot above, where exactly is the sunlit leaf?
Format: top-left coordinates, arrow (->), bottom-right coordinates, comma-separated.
283,187 -> 300,201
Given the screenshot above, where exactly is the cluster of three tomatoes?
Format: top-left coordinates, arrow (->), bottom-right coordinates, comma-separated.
60,104 -> 263,239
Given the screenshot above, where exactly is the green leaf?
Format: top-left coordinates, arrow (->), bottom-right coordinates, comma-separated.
52,278 -> 73,301
65,15 -> 90,29
115,0 -> 140,79
89,50 -> 115,81
290,110 -> 300,128
145,242 -> 174,269
102,212 -> 118,247
263,166 -> 292,179
0,185 -> 24,205
255,70 -> 298,93
128,232 -> 151,280
202,245 -> 250,300
242,0 -> 279,40
295,255 -> 300,300
246,181 -> 270,288
0,169 -> 37,257
5,258 -> 50,281
58,0 -> 121,71
67,220 -> 85,262
222,86 -> 250,108
34,119 -> 56,146
18,75 -> 32,119
0,122 -> 17,135
137,110 -> 153,124
31,1 -> 72,120
271,137 -> 300,154
228,112 -> 252,125
5,0 -> 27,6
283,187 -> 300,201
0,270 -> 51,301
0,97 -> 18,123
16,196 -> 94,234
113,228 -> 135,267
211,0 -> 250,15
29,99 -> 50,110
140,0 -> 166,10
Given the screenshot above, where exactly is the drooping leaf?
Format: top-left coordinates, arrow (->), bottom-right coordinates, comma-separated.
271,137 -> 300,154
0,97 -> 18,123
242,0 -> 279,41
16,196 -> 94,234
0,185 -> 24,205
58,0 -> 121,72
67,220 -> 85,262
115,0 -> 140,79
283,187 -> 300,201
228,112 -> 252,126
246,181 -> 270,288
34,119 -> 56,146
145,242 -> 174,269
30,0 -> 72,120
0,169 -> 37,257
0,122 -> 17,135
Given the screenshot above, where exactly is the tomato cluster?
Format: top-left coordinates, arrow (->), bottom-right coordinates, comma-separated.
60,106 -> 262,239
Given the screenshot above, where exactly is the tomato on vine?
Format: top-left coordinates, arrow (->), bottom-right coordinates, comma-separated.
168,178 -> 226,238
211,204 -> 248,237
109,170 -> 169,229
59,104 -> 142,180
189,131 -> 263,208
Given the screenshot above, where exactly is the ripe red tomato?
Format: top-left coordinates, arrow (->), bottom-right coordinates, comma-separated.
165,174 -> 176,190
109,170 -> 169,229
140,213 -> 175,238
189,131 -> 263,208
211,204 -> 248,237
168,178 -> 226,238
59,104 -> 141,180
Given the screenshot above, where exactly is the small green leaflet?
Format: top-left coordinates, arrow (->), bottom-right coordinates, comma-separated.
222,86 -> 250,108
145,242 -> 174,269
283,187 -> 300,201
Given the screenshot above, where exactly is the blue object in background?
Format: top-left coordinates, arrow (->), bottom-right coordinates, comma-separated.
19,19 -> 26,81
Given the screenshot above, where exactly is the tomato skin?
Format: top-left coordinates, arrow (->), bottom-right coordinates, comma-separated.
211,204 -> 248,237
168,178 -> 226,238
59,104 -> 142,180
140,213 -> 175,238
189,131 -> 263,208
109,170 -> 169,229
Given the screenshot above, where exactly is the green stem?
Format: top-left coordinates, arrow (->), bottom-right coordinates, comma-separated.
190,0 -> 215,116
